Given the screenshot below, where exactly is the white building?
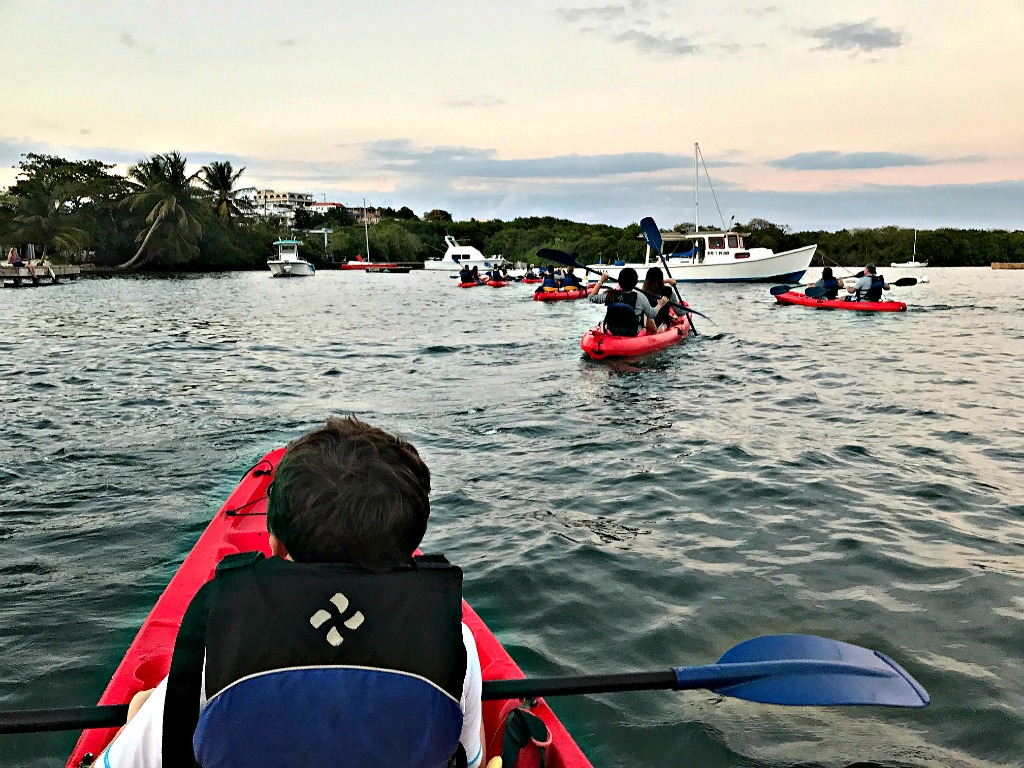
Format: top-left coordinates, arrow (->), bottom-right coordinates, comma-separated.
255,190 -> 314,222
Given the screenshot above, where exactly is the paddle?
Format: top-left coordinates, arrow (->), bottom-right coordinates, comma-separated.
536,248 -> 710,322
0,634 -> 927,734
639,217 -> 698,334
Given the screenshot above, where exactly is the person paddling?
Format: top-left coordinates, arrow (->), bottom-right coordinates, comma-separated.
806,266 -> 844,300
459,265 -> 473,283
560,266 -> 583,290
641,267 -> 678,331
589,267 -> 667,336
847,264 -> 890,301
537,267 -> 561,292
470,265 -> 481,284
98,417 -> 487,768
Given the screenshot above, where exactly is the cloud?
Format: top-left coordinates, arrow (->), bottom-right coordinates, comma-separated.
444,97 -> 508,109
745,5 -> 780,17
807,19 -> 903,53
118,31 -> 156,56
278,38 -> 298,47
770,151 -> 983,171
557,4 -> 631,23
612,29 -> 697,56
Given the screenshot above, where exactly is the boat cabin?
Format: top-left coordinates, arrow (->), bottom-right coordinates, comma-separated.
649,231 -> 752,264
272,239 -> 302,261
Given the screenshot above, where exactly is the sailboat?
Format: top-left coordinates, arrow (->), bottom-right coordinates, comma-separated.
890,229 -> 927,268
338,200 -> 407,271
586,143 -> 816,283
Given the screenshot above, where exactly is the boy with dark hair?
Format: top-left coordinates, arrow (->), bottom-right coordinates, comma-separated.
99,417 -> 486,768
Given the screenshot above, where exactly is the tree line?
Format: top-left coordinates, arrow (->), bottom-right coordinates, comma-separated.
2,152 -> 1022,270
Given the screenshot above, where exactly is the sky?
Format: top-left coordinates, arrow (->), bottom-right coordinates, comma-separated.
2,0 -> 1023,232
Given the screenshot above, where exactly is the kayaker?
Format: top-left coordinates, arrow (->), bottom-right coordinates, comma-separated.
589,267 -> 667,335
847,264 -> 890,301
523,266 -> 537,279
470,265 -> 481,283
641,267 -> 677,331
561,266 -> 583,289
537,268 -> 561,292
806,267 -> 844,300
98,417 -> 486,768
459,265 -> 473,283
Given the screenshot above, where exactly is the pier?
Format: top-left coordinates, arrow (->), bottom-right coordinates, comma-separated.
1,264 -> 81,288
991,262 -> 1024,270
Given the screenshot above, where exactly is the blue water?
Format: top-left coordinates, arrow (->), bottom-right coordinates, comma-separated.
1,267 -> 1022,767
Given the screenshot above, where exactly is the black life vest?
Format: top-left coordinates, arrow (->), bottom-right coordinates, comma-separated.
162,552 -> 466,768
603,290 -> 640,336
857,274 -> 886,302
819,276 -> 840,300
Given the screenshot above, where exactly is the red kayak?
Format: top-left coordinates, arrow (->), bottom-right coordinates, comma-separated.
534,287 -> 588,302
775,291 -> 906,312
457,281 -> 481,288
522,277 -> 543,284
486,280 -> 509,288
581,314 -> 692,360
68,449 -> 591,768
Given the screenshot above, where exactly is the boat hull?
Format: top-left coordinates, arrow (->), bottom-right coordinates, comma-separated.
775,291 -> 906,312
67,449 -> 591,768
889,261 -> 928,268
581,315 -> 692,359
268,260 -> 314,277
534,288 -> 589,302
588,244 -> 815,283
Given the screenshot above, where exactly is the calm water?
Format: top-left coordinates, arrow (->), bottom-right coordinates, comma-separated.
1,267 -> 1022,767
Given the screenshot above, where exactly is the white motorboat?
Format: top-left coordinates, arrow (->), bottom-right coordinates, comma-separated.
423,235 -> 505,272
891,229 -> 927,268
588,143 -> 816,283
268,239 -> 315,277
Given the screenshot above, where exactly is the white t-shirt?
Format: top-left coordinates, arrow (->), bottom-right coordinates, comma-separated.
100,623 -> 484,768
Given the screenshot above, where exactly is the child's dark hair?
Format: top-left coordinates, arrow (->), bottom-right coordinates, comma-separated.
267,417 -> 431,570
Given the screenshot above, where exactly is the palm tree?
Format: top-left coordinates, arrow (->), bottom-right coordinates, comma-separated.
117,151 -> 203,270
196,161 -> 255,222
9,186 -> 90,259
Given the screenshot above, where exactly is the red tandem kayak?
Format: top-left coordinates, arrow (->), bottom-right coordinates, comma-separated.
581,314 -> 692,360
521,277 -> 543,284
775,291 -> 906,312
67,448 -> 591,768
458,281 -> 481,288
486,280 -> 509,288
534,287 -> 588,302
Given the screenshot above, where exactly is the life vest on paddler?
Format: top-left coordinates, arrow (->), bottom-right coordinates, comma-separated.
857,275 -> 886,302
539,273 -> 560,290
819,276 -> 840,300
161,552 -> 467,768
602,290 -> 640,336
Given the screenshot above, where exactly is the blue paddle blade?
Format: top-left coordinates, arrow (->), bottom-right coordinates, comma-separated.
673,634 -> 929,707
639,217 -> 663,255
770,284 -> 796,296
804,286 -> 829,299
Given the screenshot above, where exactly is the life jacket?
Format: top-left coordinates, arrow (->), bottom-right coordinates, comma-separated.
562,273 -> 581,288
541,274 -> 560,289
818,276 -> 840,300
162,552 -> 467,768
603,290 -> 640,336
857,275 -> 886,302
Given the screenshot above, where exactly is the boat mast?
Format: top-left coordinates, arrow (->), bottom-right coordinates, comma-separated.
363,198 -> 371,263
693,142 -> 699,233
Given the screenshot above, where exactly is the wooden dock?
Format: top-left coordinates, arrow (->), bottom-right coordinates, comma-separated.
992,262 -> 1024,270
1,264 -> 81,287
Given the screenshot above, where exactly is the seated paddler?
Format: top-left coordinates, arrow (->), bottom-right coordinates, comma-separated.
589,267 -> 666,336
99,417 -> 486,768
537,267 -> 562,292
807,266 -> 844,300
847,264 -> 890,301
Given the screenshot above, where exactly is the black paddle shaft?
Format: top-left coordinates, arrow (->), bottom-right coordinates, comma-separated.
0,704 -> 128,735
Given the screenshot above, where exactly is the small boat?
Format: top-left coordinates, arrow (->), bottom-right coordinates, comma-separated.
485,280 -> 509,288
890,229 -> 927,268
457,281 -> 482,288
774,291 -> 906,312
67,449 -> 591,768
267,240 -> 315,277
521,277 -> 543,284
533,287 -> 589,302
424,236 -> 506,272
587,144 -> 815,283
581,314 -> 692,360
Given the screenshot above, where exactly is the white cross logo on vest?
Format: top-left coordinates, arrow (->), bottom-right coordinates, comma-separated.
309,592 -> 366,646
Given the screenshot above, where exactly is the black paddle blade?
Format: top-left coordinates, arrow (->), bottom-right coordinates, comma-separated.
639,217 -> 663,255
892,277 -> 917,287
804,286 -> 829,299
770,285 -> 796,296
536,248 -> 580,268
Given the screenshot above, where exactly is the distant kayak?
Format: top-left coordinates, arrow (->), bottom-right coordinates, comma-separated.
775,291 -> 906,312
457,281 -> 481,288
486,280 -> 509,288
534,287 -> 589,302
521,277 -> 543,284
67,449 -> 592,768
581,314 -> 692,360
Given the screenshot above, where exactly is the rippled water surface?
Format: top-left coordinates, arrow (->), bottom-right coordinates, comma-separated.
2,267 -> 1023,767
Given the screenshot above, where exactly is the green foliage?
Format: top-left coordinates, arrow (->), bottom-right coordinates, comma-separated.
424,208 -> 453,222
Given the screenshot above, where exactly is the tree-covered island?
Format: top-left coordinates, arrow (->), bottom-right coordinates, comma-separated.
2,152 -> 1022,270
